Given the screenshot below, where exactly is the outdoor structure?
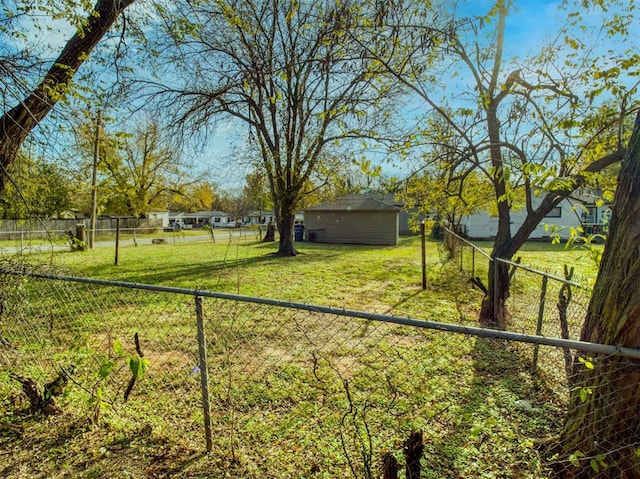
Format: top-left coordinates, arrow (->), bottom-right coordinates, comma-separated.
304,194 -> 400,245
243,210 -> 276,225
169,211 -> 232,228
147,210 -> 170,228
574,187 -> 613,235
460,189 -> 612,240
375,193 -> 427,234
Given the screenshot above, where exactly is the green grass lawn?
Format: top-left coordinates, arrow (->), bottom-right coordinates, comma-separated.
21,233 -> 600,316
0,235 -> 600,478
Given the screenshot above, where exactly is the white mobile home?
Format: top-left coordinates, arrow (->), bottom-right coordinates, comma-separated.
461,194 -> 610,240
169,211 -> 232,228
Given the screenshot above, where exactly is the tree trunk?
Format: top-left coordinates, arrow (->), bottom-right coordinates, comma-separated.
262,222 -> 275,242
479,259 -> 510,329
558,111 -> 640,478
276,210 -> 297,256
381,452 -> 399,479
0,0 -> 135,190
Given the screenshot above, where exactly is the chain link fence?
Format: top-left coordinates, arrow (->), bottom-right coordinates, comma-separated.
1,255 -> 639,478
442,227 -> 592,336
442,227 -> 593,383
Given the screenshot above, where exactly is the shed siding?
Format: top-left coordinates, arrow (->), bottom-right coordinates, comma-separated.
305,211 -> 398,245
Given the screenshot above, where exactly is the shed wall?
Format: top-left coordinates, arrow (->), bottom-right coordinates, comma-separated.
304,211 -> 398,245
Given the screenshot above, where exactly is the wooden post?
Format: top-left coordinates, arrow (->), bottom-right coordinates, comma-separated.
558,265 -> 574,378
75,224 -> 86,243
114,217 -> 120,266
421,221 -> 427,290
532,275 -> 548,372
195,296 -> 213,452
404,430 -> 424,479
471,248 -> 476,278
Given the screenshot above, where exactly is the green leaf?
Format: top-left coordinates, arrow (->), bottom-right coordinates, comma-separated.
98,360 -> 114,379
569,450 -> 584,467
113,339 -> 124,357
129,357 -> 149,379
579,388 -> 592,402
578,357 -> 594,369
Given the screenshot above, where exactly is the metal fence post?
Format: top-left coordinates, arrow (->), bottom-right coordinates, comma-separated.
532,275 -> 548,372
421,221 -> 427,290
195,295 -> 213,452
492,258 -> 498,319
114,217 -> 120,266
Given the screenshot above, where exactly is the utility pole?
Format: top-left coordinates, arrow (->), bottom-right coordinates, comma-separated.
89,110 -> 101,249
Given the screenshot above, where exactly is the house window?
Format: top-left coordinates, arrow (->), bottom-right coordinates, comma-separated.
214,217 -> 221,223
546,206 -> 562,218
581,206 -> 596,223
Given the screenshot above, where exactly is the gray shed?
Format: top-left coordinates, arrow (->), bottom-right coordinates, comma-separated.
304,194 -> 400,245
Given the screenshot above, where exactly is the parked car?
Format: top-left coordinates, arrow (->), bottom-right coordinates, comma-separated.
169,220 -> 185,231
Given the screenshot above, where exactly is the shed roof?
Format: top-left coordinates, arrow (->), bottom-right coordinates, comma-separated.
307,194 -> 400,212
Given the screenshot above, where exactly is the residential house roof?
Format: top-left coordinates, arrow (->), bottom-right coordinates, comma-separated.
307,194 -> 400,212
170,210 -> 229,219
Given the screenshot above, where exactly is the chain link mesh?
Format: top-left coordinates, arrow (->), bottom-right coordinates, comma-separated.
1,254 -> 639,478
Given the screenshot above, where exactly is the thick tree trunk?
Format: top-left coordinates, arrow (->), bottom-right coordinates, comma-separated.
0,0 -> 135,190
403,430 -> 424,479
276,212 -> 297,256
477,146 -> 626,329
480,7 -> 512,328
479,259 -> 510,329
558,111 -> 640,478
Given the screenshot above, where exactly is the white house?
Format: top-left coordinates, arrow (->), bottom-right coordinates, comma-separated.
461,191 -> 611,240
147,211 -> 170,227
169,211 -> 232,228
243,210 -> 276,225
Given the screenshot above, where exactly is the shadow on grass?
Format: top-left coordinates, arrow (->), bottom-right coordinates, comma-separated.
0,412 -> 215,478
75,239 -> 392,285
421,337 -> 567,478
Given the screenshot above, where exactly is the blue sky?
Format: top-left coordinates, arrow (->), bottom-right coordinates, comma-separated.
204,0 -> 585,188
206,0 -> 579,189
2,0 -> 635,191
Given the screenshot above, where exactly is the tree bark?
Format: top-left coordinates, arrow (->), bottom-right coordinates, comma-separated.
381,452 -> 399,479
403,430 -> 424,479
276,210 -> 297,256
479,259 -> 509,329
558,110 -> 640,478
477,146 -> 626,329
0,0 -> 135,190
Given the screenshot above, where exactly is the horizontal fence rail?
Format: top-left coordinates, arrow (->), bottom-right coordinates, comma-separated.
13,269 -> 638,359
